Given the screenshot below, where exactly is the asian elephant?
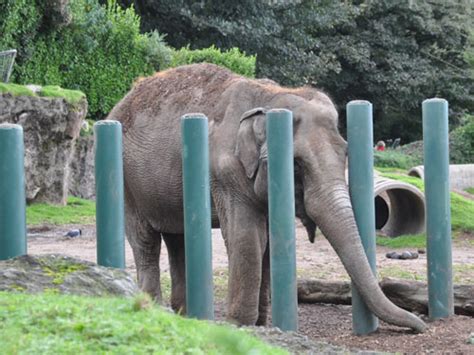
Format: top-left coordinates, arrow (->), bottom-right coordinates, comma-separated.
109,63 -> 426,332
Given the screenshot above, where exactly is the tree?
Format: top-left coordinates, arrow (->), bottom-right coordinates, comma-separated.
118,0 -> 473,141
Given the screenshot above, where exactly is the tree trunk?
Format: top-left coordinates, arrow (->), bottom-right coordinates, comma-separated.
298,277 -> 474,317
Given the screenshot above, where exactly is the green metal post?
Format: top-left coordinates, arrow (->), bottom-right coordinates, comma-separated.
94,120 -> 125,269
347,100 -> 379,335
422,98 -> 453,319
267,109 -> 298,332
0,124 -> 26,260
181,113 -> 214,320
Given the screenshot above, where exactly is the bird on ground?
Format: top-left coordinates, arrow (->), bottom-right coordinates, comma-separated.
64,229 -> 82,238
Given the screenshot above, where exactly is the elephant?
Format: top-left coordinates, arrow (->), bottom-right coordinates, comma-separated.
108,63 -> 426,332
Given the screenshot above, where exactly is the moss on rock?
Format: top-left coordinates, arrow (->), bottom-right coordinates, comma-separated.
0,83 -> 85,105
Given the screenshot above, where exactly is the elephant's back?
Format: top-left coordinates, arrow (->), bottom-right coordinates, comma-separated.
109,64 -> 233,233
111,63 -> 236,132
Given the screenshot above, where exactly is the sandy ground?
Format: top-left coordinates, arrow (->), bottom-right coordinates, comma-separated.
26,222 -> 474,353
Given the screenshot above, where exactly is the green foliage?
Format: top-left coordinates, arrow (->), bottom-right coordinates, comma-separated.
374,150 -> 421,169
5,0 -> 172,120
168,46 -> 256,77
0,292 -> 285,354
466,187 -> 474,194
450,114 -> 474,164
27,196 -> 95,225
125,0 -> 473,142
0,0 -> 42,65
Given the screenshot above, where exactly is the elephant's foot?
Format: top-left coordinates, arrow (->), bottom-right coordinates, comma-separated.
138,268 -> 163,303
226,308 -> 260,326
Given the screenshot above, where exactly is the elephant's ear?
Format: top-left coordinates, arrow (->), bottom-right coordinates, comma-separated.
235,108 -> 267,179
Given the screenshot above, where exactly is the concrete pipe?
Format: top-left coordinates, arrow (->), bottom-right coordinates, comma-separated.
408,164 -> 474,191
374,177 -> 425,237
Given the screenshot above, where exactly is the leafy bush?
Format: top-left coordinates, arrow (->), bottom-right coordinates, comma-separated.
374,150 -> 421,169
10,0 -> 172,119
450,115 -> 474,164
168,46 -> 256,77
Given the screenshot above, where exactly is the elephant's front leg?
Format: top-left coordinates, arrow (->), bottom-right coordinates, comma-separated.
218,199 -> 268,325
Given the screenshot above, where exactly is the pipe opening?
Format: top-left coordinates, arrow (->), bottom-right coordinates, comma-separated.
375,195 -> 389,230
374,179 -> 425,237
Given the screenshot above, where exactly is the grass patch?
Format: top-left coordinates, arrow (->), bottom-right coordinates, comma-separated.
0,83 -> 85,104
0,82 -> 35,96
38,85 -> 86,104
0,292 -> 285,354
453,264 -> 474,284
27,196 -> 95,225
379,265 -> 426,281
374,150 -> 422,169
376,234 -> 426,249
465,187 -> 474,194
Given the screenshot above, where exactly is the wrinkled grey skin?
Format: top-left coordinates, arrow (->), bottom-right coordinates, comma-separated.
109,64 -> 426,332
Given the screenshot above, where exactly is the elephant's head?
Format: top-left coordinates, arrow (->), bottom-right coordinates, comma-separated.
235,92 -> 427,332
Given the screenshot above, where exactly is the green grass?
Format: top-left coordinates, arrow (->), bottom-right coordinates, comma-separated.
0,292 -> 285,354
465,187 -> 474,194
0,82 -> 35,96
38,85 -> 86,104
376,234 -> 426,249
27,196 -> 95,225
373,150 -> 422,169
0,83 -> 85,104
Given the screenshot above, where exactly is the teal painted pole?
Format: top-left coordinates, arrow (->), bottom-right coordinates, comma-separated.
0,124 -> 26,260
94,120 -> 125,269
347,100 -> 379,335
267,109 -> 298,332
181,113 -> 214,320
422,98 -> 453,319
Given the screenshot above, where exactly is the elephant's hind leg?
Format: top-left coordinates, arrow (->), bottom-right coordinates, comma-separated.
125,203 -> 163,303
162,233 -> 186,314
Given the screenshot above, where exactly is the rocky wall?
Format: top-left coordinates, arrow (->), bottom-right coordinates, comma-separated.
0,93 -> 87,204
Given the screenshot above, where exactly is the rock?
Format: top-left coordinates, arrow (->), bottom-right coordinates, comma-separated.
0,93 -> 87,204
386,251 -> 399,259
68,134 -> 95,199
0,254 -> 138,297
400,251 -> 413,260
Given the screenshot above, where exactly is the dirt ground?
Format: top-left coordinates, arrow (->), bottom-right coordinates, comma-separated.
27,222 -> 474,353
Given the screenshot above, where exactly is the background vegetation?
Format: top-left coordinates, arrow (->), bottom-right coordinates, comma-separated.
116,0 -> 474,143
0,0 -> 255,120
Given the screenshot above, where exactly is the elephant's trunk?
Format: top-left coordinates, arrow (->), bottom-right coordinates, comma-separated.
305,181 -> 427,333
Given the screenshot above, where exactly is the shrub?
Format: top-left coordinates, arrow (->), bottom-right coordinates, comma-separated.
374,150 -> 421,169
450,114 -> 474,164
11,0 -> 172,119
168,45 -> 256,78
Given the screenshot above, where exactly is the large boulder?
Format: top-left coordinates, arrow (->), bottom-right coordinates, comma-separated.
69,134 -> 95,199
0,254 -> 138,297
0,93 -> 87,204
